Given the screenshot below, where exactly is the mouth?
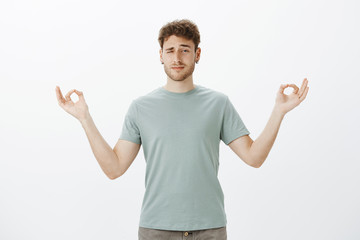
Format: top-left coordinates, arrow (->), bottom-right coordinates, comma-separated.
172,66 -> 185,70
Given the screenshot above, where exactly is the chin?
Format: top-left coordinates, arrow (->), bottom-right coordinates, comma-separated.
168,76 -> 187,81
164,66 -> 194,82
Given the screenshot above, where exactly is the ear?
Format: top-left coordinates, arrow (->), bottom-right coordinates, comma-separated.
195,47 -> 201,63
159,49 -> 163,64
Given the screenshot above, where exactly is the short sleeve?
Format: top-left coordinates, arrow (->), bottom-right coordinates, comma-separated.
119,100 -> 142,144
220,96 -> 250,145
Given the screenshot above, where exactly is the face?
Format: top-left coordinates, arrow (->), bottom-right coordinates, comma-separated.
160,35 -> 201,82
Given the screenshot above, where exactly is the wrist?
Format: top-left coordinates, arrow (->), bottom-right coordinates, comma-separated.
79,112 -> 92,126
273,106 -> 286,118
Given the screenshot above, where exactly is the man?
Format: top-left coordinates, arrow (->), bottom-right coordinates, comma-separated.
55,19 -> 309,240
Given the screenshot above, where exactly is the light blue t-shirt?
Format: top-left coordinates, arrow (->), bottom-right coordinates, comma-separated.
119,84 -> 250,231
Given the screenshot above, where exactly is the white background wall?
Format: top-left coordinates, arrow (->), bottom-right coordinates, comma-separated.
1,0 -> 359,239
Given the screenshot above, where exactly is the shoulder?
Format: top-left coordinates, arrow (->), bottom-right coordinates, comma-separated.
131,87 -> 161,105
197,85 -> 228,103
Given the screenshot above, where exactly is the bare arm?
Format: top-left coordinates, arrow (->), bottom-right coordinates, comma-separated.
80,114 -> 141,179
56,86 -> 141,180
113,139 -> 141,178
229,78 -> 309,168
228,107 -> 284,168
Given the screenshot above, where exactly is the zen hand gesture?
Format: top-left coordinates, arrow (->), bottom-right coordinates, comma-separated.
55,86 -> 90,122
275,78 -> 309,115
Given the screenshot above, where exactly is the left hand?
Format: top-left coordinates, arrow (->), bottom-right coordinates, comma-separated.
275,78 -> 309,115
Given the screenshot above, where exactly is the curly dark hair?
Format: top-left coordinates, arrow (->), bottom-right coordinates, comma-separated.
158,19 -> 201,52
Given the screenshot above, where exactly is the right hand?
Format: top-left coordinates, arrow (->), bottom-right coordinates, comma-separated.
55,86 -> 90,122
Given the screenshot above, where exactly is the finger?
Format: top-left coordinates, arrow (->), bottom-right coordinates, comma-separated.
298,78 -> 308,98
299,86 -> 309,101
278,84 -> 289,94
288,84 -> 299,94
74,89 -> 84,100
55,86 -> 66,105
65,89 -> 76,102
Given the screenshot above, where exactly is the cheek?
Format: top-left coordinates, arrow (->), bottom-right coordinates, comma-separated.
181,54 -> 194,62
162,55 -> 171,62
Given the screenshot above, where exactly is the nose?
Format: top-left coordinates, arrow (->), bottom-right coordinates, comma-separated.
174,51 -> 181,64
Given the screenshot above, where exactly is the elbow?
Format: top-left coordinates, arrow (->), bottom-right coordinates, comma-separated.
251,164 -> 262,168
107,161 -> 125,180
108,175 -> 118,180
107,170 -> 123,180
108,174 -> 121,180
250,157 -> 264,168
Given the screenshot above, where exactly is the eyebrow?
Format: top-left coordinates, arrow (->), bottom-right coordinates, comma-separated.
165,44 -> 192,51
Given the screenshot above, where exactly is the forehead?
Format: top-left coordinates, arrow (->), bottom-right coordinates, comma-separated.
163,35 -> 194,49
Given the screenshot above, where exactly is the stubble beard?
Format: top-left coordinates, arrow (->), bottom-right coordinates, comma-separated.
164,62 -> 196,81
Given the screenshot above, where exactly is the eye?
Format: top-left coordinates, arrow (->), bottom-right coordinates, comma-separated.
183,50 -> 189,52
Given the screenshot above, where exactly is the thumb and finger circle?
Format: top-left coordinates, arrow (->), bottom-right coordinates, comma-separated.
279,84 -> 299,95
65,90 -> 75,102
65,89 -> 84,102
278,84 -> 289,94
278,83 -> 309,102
74,89 -> 84,99
288,84 -> 299,94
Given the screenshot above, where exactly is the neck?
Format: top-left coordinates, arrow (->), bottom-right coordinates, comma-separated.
163,76 -> 195,93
